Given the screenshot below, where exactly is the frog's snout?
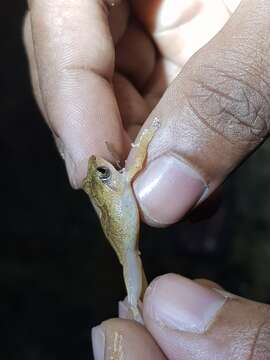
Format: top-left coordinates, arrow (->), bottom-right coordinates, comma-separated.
88,155 -> 97,169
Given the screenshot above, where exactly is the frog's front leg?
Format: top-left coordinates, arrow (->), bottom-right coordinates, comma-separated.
126,118 -> 160,182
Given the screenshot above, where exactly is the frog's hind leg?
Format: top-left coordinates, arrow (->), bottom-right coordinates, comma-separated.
123,249 -> 145,324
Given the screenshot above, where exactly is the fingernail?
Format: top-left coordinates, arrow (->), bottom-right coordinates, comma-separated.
91,326 -> 105,360
133,155 -> 207,226
145,274 -> 226,333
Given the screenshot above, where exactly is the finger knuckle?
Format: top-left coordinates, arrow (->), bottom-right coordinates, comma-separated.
183,50 -> 270,145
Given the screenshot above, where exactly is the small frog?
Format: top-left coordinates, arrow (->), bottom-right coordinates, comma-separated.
82,119 -> 160,323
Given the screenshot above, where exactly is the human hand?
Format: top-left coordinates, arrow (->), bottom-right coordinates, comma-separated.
126,0 -> 270,227
24,1 -> 270,357
92,274 -> 270,359
23,0 -> 239,192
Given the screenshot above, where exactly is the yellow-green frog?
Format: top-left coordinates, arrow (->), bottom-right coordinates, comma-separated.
82,119 -> 160,323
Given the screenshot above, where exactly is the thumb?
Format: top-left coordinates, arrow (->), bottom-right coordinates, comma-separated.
143,274 -> 270,360
130,0 -> 270,226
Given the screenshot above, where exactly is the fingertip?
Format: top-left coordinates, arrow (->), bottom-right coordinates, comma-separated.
143,274 -> 270,360
54,114 -> 130,189
143,273 -> 225,334
91,318 -> 166,360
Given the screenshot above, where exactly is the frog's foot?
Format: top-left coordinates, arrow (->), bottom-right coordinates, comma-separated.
127,292 -> 144,324
119,298 -> 144,324
131,117 -> 161,149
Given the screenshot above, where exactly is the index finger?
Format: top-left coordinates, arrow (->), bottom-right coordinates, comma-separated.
24,0 -> 130,188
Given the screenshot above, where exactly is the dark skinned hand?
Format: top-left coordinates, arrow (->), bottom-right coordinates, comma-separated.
24,1 -> 270,358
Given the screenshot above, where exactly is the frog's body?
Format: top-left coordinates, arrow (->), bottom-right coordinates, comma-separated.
83,119 -> 160,322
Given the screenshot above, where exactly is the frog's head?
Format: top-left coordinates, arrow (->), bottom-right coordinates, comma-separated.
82,155 -> 124,200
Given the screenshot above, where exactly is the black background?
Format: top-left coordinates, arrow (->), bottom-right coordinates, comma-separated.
1,2 -> 270,359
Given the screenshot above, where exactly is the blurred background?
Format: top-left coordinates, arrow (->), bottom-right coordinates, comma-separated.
2,2 -> 270,359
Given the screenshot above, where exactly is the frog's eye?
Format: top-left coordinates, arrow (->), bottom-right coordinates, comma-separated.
96,166 -> 111,182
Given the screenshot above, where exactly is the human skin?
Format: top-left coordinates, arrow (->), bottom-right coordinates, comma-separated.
93,275 -> 270,359
24,0 -> 270,358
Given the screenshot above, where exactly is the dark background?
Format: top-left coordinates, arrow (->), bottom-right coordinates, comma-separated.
2,2 -> 270,359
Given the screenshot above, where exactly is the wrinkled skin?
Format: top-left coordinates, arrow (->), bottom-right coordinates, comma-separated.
24,0 -> 270,359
